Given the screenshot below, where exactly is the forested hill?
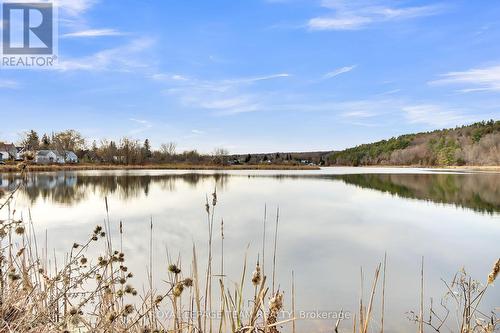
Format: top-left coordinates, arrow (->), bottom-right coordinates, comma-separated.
328,120 -> 500,166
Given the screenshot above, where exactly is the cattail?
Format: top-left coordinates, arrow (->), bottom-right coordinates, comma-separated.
269,292 -> 283,313
212,189 -> 217,206
173,282 -> 184,297
488,258 -> 500,284
252,262 -> 262,286
268,292 -> 284,333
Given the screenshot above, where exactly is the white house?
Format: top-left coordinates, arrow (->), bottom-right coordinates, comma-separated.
35,150 -> 64,164
0,143 -> 16,161
35,150 -> 78,164
65,151 -> 78,163
0,151 -> 8,162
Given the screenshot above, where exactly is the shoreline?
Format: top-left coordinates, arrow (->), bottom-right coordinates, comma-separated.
0,163 -> 498,173
341,165 -> 500,172
0,163 -> 321,173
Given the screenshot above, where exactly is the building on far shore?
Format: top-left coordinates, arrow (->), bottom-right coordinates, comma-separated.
65,151 -> 78,163
0,142 -> 16,161
34,150 -> 78,164
35,150 -> 63,164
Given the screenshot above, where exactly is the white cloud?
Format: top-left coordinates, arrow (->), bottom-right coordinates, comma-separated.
233,73 -> 290,83
56,38 -> 154,72
129,118 -> 153,134
31,0 -> 97,16
62,29 -> 123,38
0,79 -> 19,89
308,1 -> 443,31
161,73 -> 290,115
200,97 -> 251,110
150,73 -> 189,81
402,105 -> 472,127
309,16 -> 372,30
56,0 -> 98,16
324,65 -> 356,79
430,65 -> 500,93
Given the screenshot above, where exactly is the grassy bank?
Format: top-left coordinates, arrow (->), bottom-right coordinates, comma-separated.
0,163 -> 320,173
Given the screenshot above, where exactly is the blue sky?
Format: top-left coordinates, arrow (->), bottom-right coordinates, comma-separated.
1,0 -> 500,153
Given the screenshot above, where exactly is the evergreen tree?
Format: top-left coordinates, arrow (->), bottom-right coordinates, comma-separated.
142,139 -> 152,159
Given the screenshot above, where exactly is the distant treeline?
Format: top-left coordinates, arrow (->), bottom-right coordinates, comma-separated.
328,120 -> 500,166
17,129 -> 228,165
12,119 -> 499,167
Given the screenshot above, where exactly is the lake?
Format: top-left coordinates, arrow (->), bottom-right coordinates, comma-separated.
0,167 -> 499,332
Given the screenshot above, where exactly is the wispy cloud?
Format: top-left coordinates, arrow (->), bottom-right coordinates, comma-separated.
62,29 -> 124,38
58,0 -> 98,16
0,79 -> 19,89
161,73 -> 290,115
308,1 -> 443,31
430,65 -> 500,93
56,38 -> 154,72
324,65 -> 356,79
129,118 -> 153,134
36,0 -> 98,16
402,104 -> 472,127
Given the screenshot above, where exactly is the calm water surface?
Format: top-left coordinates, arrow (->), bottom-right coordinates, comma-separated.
1,167 -> 499,332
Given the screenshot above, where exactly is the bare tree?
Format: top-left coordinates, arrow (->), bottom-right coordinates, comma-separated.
52,130 -> 85,152
160,142 -> 177,156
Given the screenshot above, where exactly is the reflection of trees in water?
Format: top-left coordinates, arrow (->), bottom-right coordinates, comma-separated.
2,172 -> 498,213
251,173 -> 500,214
0,173 -> 230,205
336,173 -> 500,214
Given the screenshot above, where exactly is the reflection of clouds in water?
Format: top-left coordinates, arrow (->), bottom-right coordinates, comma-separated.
1,169 -> 499,332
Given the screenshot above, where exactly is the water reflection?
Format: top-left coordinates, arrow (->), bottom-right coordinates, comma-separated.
335,173 -> 500,214
1,171 -> 498,214
0,172 -> 230,204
